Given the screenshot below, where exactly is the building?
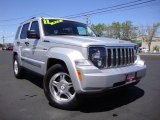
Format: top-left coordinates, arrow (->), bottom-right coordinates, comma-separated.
141,37 -> 160,52
135,36 -> 160,52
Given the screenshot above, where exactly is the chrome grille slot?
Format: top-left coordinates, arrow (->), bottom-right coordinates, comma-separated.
107,49 -> 111,67
117,48 -> 121,65
129,48 -> 132,63
122,48 -> 125,65
113,48 -> 116,66
132,48 -> 134,63
106,47 -> 136,68
111,49 -> 114,66
126,48 -> 128,64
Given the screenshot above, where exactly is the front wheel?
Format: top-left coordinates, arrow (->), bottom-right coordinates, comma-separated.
43,64 -> 78,109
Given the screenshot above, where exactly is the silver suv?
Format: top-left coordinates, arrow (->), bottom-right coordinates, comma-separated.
13,17 -> 146,109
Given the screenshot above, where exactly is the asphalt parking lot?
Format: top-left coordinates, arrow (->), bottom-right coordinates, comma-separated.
0,51 -> 160,120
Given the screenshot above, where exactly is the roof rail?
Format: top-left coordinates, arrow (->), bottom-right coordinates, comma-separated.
31,17 -> 36,19
20,17 -> 38,24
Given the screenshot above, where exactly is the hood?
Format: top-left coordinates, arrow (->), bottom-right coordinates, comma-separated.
43,35 -> 135,47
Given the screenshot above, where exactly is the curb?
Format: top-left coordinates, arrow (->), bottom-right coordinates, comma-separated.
139,53 -> 160,56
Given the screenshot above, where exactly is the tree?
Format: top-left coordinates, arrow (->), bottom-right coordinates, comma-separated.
105,22 -> 121,39
140,23 -> 160,51
92,21 -> 138,41
91,23 -> 107,36
121,21 -> 137,40
111,22 -> 121,39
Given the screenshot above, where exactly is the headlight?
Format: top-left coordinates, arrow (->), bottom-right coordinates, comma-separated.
88,47 -> 106,68
134,45 -> 139,54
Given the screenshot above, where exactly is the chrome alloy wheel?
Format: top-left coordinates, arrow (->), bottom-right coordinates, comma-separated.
49,72 -> 75,103
14,60 -> 19,75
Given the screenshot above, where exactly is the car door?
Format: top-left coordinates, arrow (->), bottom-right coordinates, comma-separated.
27,20 -> 46,74
19,22 -> 31,68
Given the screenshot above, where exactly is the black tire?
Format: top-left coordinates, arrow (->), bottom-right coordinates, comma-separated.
43,64 -> 78,109
13,55 -> 25,79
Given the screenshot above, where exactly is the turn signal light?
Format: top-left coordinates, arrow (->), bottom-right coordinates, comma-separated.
77,69 -> 83,81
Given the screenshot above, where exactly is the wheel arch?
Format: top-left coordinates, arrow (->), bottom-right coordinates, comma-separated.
47,58 -> 69,73
13,51 -> 22,66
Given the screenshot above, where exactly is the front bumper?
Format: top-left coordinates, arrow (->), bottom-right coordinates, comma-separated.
76,63 -> 146,93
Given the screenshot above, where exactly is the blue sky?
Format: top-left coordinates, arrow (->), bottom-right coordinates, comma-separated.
0,0 -> 160,43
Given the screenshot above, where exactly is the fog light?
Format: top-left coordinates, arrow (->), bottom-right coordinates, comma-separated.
137,60 -> 145,66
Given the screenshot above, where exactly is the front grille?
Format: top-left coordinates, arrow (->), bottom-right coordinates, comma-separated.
106,47 -> 135,68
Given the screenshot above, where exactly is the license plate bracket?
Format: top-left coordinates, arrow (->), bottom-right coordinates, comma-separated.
126,72 -> 137,83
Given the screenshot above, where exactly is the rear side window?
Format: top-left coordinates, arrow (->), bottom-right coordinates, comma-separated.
20,23 -> 30,39
15,26 -> 21,39
30,21 -> 40,36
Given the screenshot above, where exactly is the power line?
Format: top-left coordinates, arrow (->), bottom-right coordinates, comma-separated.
64,0 -> 144,18
5,35 -> 15,38
64,0 -> 157,18
86,0 -> 157,17
0,24 -> 18,26
0,0 -> 156,22
0,0 -> 157,25
0,0 -> 158,32
0,13 -> 54,26
0,15 -> 35,22
0,13 -> 52,22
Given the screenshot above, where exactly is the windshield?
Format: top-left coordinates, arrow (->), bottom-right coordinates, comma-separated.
42,19 -> 96,37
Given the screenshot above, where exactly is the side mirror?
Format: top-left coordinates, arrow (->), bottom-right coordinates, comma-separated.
27,30 -> 40,39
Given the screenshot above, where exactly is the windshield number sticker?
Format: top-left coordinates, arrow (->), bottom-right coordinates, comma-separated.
43,19 -> 63,25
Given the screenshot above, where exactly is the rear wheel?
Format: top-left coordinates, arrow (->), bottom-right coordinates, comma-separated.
13,56 -> 25,79
43,64 -> 78,109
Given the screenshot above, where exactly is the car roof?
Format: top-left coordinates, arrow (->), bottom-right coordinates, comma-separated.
20,17 -> 85,26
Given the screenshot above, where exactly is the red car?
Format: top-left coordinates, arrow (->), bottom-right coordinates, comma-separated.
7,46 -> 13,51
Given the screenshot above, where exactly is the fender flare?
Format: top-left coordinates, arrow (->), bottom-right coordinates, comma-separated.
46,47 -> 85,92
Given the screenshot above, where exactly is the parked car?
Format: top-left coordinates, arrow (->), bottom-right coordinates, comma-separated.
13,17 -> 146,109
140,47 -> 149,53
2,47 -> 6,51
6,46 -> 13,51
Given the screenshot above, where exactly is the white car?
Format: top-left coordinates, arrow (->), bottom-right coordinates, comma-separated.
13,17 -> 146,109
141,48 -> 149,53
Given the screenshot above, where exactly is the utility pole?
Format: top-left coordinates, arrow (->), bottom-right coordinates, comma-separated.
85,15 -> 90,26
2,36 -> 5,45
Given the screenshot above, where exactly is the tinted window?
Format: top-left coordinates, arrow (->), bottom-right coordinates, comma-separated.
20,23 -> 30,39
30,21 -> 40,36
15,26 -> 21,39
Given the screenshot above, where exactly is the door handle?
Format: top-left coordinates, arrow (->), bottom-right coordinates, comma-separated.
25,42 -> 29,46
